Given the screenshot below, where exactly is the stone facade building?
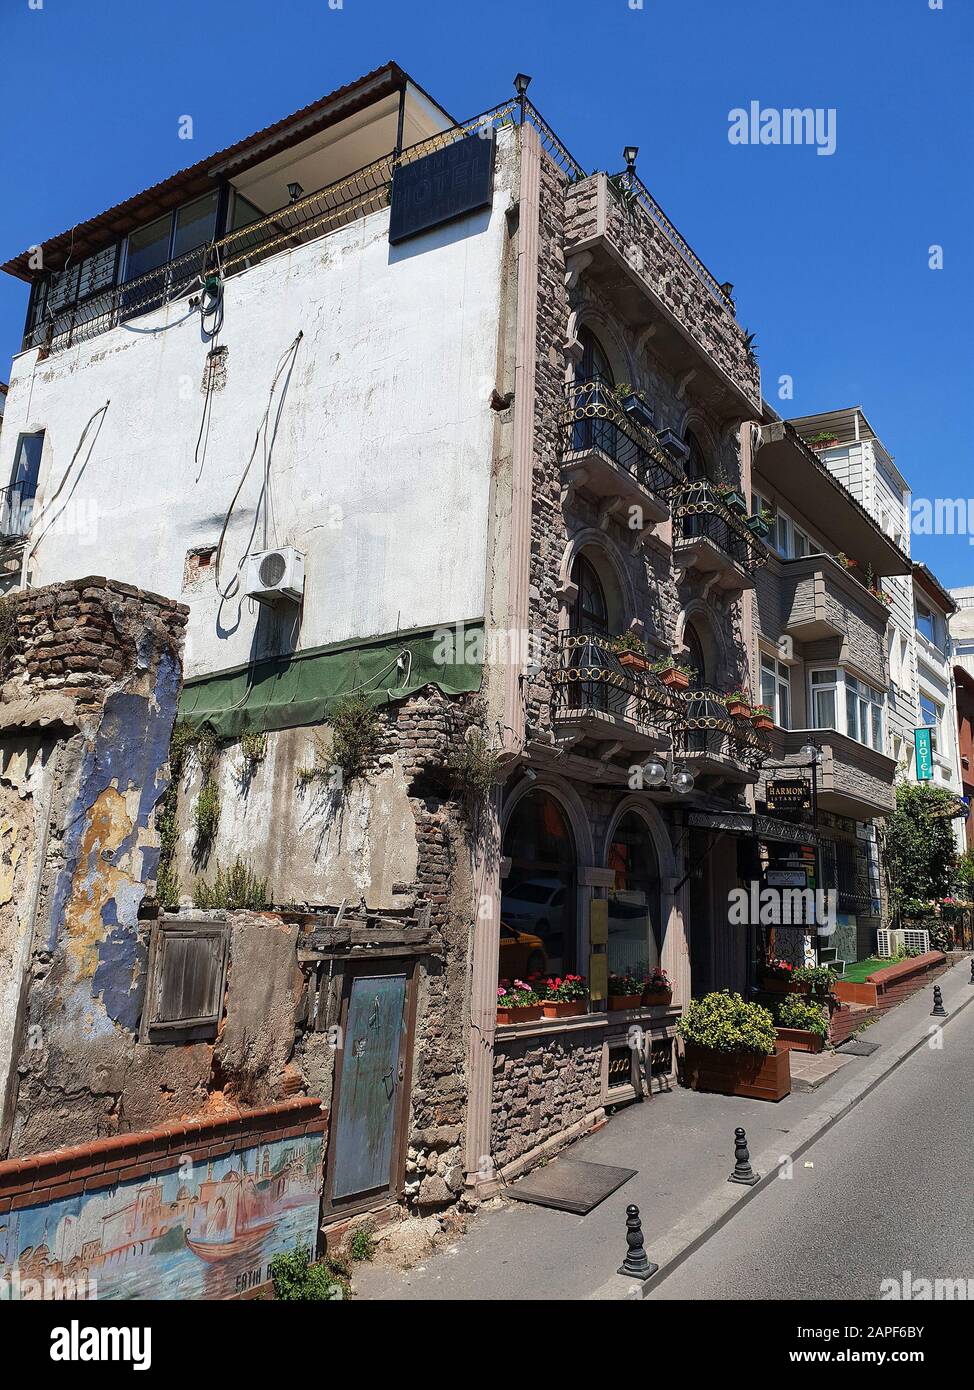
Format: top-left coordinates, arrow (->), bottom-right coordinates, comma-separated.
0,65 -> 909,1272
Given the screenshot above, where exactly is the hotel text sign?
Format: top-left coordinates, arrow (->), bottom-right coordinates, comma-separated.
765,778 -> 812,813
389,131 -> 496,245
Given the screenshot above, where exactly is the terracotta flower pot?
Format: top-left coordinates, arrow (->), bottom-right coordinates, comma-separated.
659,669 -> 690,690
643,989 -> 673,1007
726,701 -> 751,719
542,1000 -> 586,1019
496,1005 -> 542,1025
607,993 -> 642,1011
617,651 -> 650,672
752,715 -> 774,731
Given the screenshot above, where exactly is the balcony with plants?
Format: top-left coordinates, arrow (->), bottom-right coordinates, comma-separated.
671,479 -> 770,593
559,376 -> 683,531
551,630 -> 682,757
672,685 -> 772,785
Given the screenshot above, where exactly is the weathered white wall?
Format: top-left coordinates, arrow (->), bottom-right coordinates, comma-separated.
1,130 -> 517,680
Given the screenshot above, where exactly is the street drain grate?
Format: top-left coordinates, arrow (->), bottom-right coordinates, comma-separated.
506,1159 -> 636,1214
837,1039 -> 880,1056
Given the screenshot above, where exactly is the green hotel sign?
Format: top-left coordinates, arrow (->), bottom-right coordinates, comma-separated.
914,726 -> 934,781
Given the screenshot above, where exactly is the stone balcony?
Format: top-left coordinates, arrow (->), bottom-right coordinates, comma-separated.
772,554 -> 890,687
551,632 -> 680,758
565,172 -> 761,420
761,728 -> 897,819
673,688 -> 770,786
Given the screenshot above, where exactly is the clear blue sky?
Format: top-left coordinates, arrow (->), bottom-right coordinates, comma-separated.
3,0 -> 971,581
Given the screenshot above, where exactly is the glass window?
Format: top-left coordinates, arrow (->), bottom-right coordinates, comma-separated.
811,669 -> 838,731
231,191 -> 264,232
124,213 -> 172,282
916,603 -> 937,645
572,554 -> 609,635
794,528 -> 809,559
171,192 -> 218,261
844,673 -> 885,750
920,694 -> 941,752
10,431 -> 44,501
760,653 -> 790,728
501,791 -> 576,983
606,811 -> 661,976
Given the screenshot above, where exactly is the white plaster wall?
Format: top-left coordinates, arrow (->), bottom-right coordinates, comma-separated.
1,129 -> 517,680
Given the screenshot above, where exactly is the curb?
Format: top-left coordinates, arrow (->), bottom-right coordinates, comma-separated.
588,957 -> 974,1301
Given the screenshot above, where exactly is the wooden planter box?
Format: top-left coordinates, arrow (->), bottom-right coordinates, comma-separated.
760,975 -> 805,994
776,1026 -> 825,1054
683,1044 -> 791,1102
643,989 -> 673,1007
726,701 -> 751,719
496,1005 -> 542,1025
542,1000 -> 586,1019
658,668 -> 690,690
607,994 -> 642,1011
751,715 -> 774,731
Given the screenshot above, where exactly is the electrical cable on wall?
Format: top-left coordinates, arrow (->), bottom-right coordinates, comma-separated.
25,400 -> 111,579
213,330 -> 304,601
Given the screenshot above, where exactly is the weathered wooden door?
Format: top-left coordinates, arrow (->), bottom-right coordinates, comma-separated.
329,968 -> 410,1206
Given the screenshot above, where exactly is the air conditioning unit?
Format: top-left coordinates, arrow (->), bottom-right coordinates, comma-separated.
902,928 -> 931,956
245,546 -> 304,605
876,928 -> 905,959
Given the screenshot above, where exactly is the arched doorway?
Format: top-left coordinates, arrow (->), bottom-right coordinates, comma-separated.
501,789 -> 577,982
606,810 -> 662,976
573,326 -> 616,456
683,621 -> 707,688
571,553 -> 609,636
577,325 -> 615,386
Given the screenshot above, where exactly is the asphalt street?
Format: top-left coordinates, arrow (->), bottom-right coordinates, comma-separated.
651,988 -> 974,1300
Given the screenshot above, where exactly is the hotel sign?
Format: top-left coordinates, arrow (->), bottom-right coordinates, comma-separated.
765,777 -> 812,813
389,131 -> 496,245
914,726 -> 934,781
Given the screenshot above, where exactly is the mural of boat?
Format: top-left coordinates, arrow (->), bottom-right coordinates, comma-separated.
185,1219 -> 275,1263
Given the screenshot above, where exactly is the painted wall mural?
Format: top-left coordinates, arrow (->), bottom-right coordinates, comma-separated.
0,1131 -> 323,1300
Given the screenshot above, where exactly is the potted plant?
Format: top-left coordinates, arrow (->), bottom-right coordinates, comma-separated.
834,551 -> 857,572
725,688 -> 752,719
678,990 -> 790,1101
541,975 -> 588,1018
643,966 -> 672,1006
607,973 -> 644,1010
652,659 -> 693,691
713,480 -> 747,514
614,382 -> 656,432
746,507 -> 773,539
759,956 -> 802,993
612,632 -> 650,672
791,964 -> 838,1001
775,995 -> 829,1054
496,980 -> 543,1025
806,431 -> 839,450
750,703 -> 774,731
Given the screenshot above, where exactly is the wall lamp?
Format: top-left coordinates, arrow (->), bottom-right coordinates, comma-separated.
287,182 -> 304,203
641,749 -> 695,796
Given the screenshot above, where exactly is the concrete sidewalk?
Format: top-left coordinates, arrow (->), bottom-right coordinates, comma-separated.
352,957 -> 974,1302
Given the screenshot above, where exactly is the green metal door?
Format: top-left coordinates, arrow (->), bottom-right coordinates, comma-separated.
331,972 -> 408,1202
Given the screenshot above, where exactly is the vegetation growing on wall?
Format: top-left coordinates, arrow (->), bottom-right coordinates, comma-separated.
194,857 -> 269,911
296,694 -> 382,791
156,721 -> 221,908
0,596 -> 18,678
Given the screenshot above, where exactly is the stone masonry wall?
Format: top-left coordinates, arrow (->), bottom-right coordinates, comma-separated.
491,1026 -> 603,1169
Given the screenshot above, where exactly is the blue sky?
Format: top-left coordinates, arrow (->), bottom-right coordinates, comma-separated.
3,0 -> 971,581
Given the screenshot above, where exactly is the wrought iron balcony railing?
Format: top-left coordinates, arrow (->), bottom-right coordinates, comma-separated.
24,97 -> 589,358
673,687 -> 770,773
0,482 -> 33,541
552,632 -> 681,740
671,480 -> 770,575
561,377 -> 684,499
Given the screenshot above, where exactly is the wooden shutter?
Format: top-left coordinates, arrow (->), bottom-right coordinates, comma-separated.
142,918 -> 229,1041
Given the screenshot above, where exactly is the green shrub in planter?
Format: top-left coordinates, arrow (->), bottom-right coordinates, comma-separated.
677,990 -> 776,1056
776,995 -> 829,1039
791,964 -> 837,996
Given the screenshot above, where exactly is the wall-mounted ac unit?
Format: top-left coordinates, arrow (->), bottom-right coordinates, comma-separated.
245,546 -> 304,604
876,928 -> 905,959
901,928 -> 931,956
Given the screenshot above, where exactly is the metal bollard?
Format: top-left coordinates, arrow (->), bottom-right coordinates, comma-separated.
617,1203 -> 659,1280
931,985 -> 947,1018
728,1126 -> 760,1186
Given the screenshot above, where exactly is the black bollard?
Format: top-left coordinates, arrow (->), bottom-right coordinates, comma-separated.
617,1203 -> 659,1280
931,985 -> 947,1018
728,1126 -> 760,1186
970,958 -> 974,985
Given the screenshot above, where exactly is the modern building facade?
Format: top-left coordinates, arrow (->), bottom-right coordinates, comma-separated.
0,66 -> 915,1244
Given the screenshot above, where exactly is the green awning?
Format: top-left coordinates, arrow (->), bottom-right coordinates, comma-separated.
178,619 -> 484,738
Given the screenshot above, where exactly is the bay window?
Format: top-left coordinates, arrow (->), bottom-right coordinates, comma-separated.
810,668 -> 885,751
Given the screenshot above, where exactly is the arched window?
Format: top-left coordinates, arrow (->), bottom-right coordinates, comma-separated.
577,325 -> 614,386
684,623 -> 707,688
606,810 -> 662,975
571,553 -> 609,635
501,790 -> 577,981
685,431 -> 711,482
